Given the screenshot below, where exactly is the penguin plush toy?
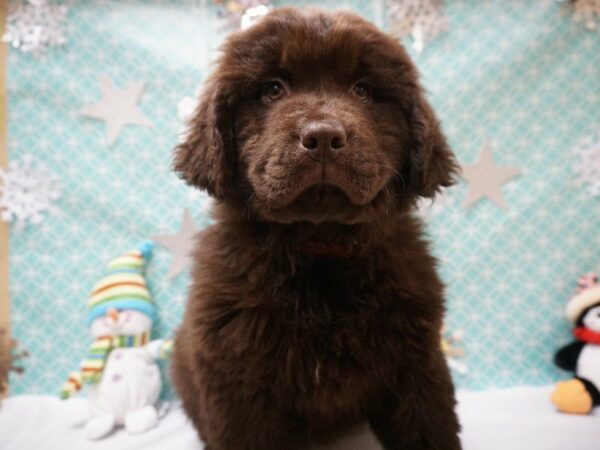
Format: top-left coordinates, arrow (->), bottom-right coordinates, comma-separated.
551,273 -> 600,415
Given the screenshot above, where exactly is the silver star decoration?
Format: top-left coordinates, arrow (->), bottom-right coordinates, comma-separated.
80,75 -> 152,146
152,209 -> 199,279
461,142 -> 521,210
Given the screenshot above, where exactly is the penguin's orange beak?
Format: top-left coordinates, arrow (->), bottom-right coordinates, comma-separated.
106,307 -> 120,322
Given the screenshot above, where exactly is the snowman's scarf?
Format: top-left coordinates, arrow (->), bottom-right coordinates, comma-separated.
573,327 -> 600,345
60,332 -> 149,399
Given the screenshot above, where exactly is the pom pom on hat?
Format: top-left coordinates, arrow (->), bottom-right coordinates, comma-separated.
139,239 -> 154,261
565,273 -> 600,324
87,242 -> 155,325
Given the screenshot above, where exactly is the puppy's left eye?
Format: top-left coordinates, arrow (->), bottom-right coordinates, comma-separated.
264,81 -> 285,101
352,82 -> 373,102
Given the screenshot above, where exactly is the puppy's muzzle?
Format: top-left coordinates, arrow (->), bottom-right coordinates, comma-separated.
300,120 -> 347,162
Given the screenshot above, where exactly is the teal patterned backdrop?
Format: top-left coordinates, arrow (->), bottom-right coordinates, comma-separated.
7,0 -> 600,395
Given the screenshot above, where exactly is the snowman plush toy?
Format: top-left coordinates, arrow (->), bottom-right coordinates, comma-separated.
551,273 -> 600,415
60,241 -> 172,439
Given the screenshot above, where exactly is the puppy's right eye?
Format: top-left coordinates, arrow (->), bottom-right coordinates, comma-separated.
264,81 -> 285,101
352,82 -> 373,102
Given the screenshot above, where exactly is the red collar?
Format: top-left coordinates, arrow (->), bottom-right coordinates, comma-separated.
302,241 -> 354,258
573,327 -> 600,345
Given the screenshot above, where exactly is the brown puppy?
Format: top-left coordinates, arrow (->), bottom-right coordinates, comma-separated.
172,7 -> 461,450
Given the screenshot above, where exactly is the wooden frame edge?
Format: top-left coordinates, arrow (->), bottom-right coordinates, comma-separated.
0,0 -> 10,399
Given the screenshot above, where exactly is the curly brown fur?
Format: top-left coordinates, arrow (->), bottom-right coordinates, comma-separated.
172,8 -> 461,450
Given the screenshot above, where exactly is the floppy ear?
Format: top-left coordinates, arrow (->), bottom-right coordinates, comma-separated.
407,88 -> 459,198
173,75 -> 235,200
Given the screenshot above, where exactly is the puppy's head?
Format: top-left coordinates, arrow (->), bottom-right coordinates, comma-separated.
174,8 -> 458,224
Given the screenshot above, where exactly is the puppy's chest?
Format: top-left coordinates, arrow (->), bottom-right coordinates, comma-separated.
270,284 -> 400,403
216,256 -> 405,406
280,306 -> 407,415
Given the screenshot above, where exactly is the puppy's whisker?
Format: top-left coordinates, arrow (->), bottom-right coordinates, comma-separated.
383,186 -> 391,215
375,163 -> 401,178
244,194 -> 256,221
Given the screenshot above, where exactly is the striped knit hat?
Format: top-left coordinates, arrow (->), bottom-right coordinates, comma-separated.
87,241 -> 155,325
566,273 -> 600,324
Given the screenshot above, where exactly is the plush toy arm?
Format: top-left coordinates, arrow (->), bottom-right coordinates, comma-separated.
60,370 -> 83,399
554,341 -> 585,372
145,339 -> 174,361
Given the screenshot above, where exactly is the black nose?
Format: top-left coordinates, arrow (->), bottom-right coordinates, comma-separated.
300,121 -> 347,161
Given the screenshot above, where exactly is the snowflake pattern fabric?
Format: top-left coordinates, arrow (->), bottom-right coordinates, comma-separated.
0,155 -> 60,228
6,0 -> 600,396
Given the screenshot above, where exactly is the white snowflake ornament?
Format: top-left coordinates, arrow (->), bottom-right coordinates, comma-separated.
572,130 -> 600,197
387,0 -> 448,53
187,189 -> 214,215
177,96 -> 197,123
0,155 -> 60,228
416,186 -> 456,218
213,0 -> 272,30
240,4 -> 272,30
177,84 -> 202,143
3,0 -> 69,55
